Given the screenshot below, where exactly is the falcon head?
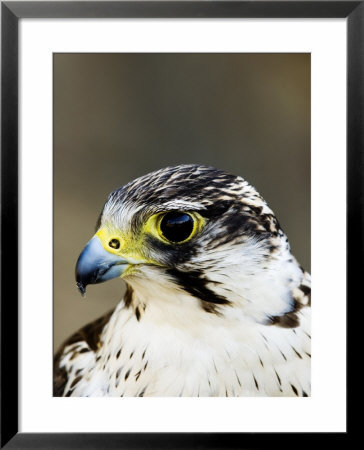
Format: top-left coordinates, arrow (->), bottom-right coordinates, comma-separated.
76,164 -> 303,323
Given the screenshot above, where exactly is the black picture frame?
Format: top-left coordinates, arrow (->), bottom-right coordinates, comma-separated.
1,1 -> 358,448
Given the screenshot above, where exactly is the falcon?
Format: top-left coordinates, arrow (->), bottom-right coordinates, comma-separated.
54,164 -> 311,397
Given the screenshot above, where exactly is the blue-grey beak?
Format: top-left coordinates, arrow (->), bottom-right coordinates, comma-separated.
75,236 -> 128,296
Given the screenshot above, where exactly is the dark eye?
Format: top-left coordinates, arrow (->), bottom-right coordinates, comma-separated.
160,212 -> 194,243
109,238 -> 120,249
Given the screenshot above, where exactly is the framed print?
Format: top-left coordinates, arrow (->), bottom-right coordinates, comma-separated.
1,0 -> 359,448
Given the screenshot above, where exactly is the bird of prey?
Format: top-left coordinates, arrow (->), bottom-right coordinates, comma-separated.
54,164 -> 311,397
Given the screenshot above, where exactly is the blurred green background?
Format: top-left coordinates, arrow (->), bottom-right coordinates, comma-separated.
54,53 -> 310,352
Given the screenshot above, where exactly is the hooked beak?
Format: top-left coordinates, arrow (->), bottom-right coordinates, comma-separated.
75,236 -> 128,296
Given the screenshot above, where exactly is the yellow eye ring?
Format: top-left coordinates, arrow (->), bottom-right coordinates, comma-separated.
156,211 -> 205,244
157,211 -> 195,244
143,211 -> 205,245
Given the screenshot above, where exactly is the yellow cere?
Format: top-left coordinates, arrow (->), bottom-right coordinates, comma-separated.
95,225 -> 153,265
